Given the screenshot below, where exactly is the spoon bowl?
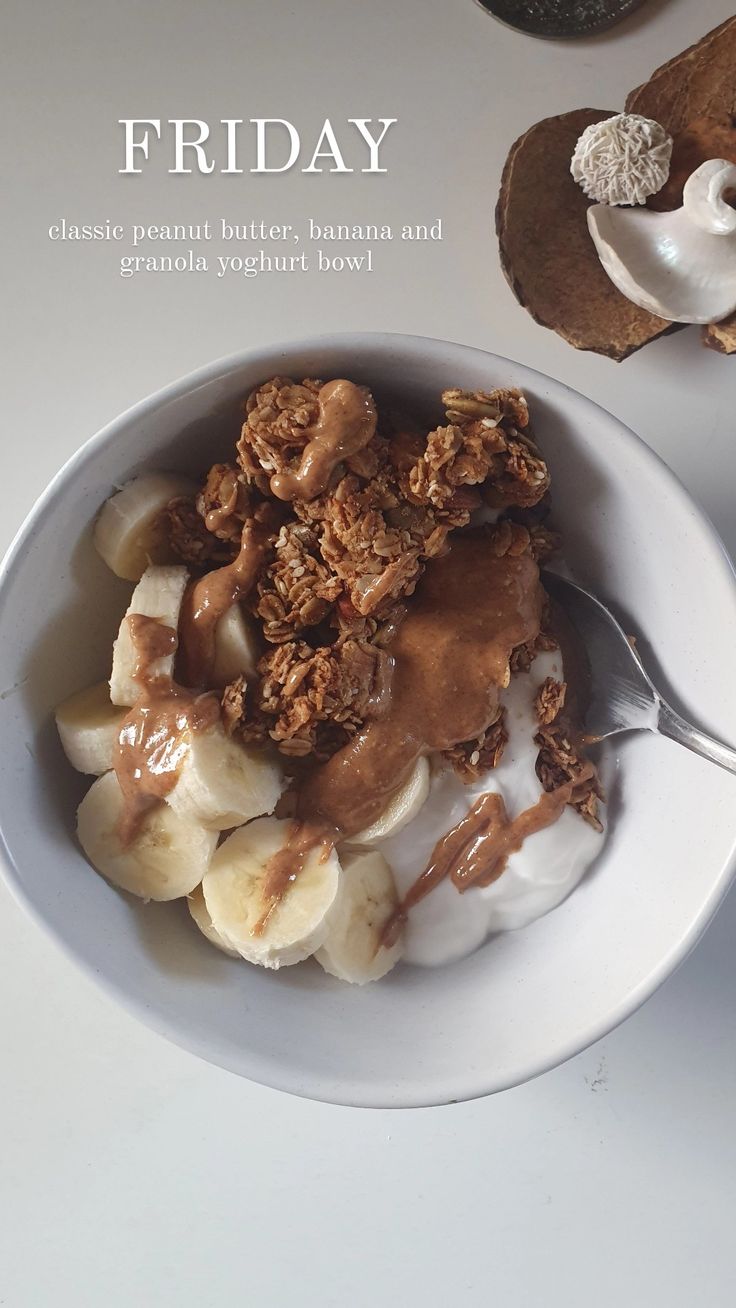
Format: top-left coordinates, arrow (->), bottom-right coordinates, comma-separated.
544,571 -> 736,775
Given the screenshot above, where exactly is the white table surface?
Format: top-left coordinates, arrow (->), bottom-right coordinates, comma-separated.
2,1 -> 736,1303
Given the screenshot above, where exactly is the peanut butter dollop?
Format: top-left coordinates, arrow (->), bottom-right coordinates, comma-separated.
299,534 -> 543,837
270,379 -> 377,502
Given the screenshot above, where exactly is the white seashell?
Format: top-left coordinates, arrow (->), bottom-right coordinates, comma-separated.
571,113 -> 673,207
587,159 -> 736,324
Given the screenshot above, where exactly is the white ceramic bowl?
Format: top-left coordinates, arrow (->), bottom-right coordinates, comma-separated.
1,334 -> 735,1108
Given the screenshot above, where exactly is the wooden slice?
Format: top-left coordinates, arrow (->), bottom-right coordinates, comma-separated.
648,115 -> 736,211
702,317 -> 736,355
626,17 -> 736,350
496,108 -> 673,361
625,16 -> 736,136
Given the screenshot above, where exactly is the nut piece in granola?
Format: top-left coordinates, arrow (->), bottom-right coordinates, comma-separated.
534,677 -> 567,726
197,464 -> 251,542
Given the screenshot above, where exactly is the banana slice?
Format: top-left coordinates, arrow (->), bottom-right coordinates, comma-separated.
56,681 -> 125,775
110,564 -> 189,706
167,725 -> 283,831
211,603 -> 260,687
348,756 -> 430,846
315,849 -> 404,984
187,884 -> 240,957
202,816 -> 341,968
94,472 -> 197,582
77,770 -> 217,901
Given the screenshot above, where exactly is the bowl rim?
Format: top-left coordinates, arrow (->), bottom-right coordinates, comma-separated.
1,330 -> 735,1109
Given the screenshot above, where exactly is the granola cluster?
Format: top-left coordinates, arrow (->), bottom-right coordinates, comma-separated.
164,496 -> 238,570
237,377 -> 322,489
198,463 -> 252,542
533,678 -> 604,830
442,713 -> 509,783
534,676 -> 567,726
407,388 -> 550,512
255,521 -> 343,643
162,377 -> 586,787
256,637 -> 388,759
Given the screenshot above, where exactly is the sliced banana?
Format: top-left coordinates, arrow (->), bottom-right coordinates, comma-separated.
110,564 -> 189,707
211,603 -> 260,687
348,756 -> 430,846
77,771 -> 217,901
94,471 -> 197,582
202,816 -> 341,968
187,884 -> 240,957
315,849 -> 404,984
56,681 -> 125,775
167,723 -> 283,831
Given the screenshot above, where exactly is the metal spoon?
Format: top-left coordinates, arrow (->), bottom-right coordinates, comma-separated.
542,571 -> 736,775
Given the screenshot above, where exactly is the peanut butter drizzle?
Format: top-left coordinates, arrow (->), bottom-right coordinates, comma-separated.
204,468 -> 239,533
253,819 -> 338,935
299,534 -> 543,837
114,615 -> 220,847
178,510 -> 273,688
380,780 -> 580,949
270,379 -> 377,502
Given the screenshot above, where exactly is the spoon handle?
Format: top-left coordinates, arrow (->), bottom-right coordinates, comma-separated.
658,700 -> 736,776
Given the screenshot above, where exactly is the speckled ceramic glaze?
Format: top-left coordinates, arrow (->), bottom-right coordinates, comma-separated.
475,0 -> 646,38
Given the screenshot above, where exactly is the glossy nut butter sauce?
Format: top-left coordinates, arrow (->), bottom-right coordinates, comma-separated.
110,382 -> 591,943
114,615 -> 220,846
301,534 -> 543,836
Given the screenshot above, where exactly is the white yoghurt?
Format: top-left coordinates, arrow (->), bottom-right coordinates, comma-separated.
379,650 -> 606,967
